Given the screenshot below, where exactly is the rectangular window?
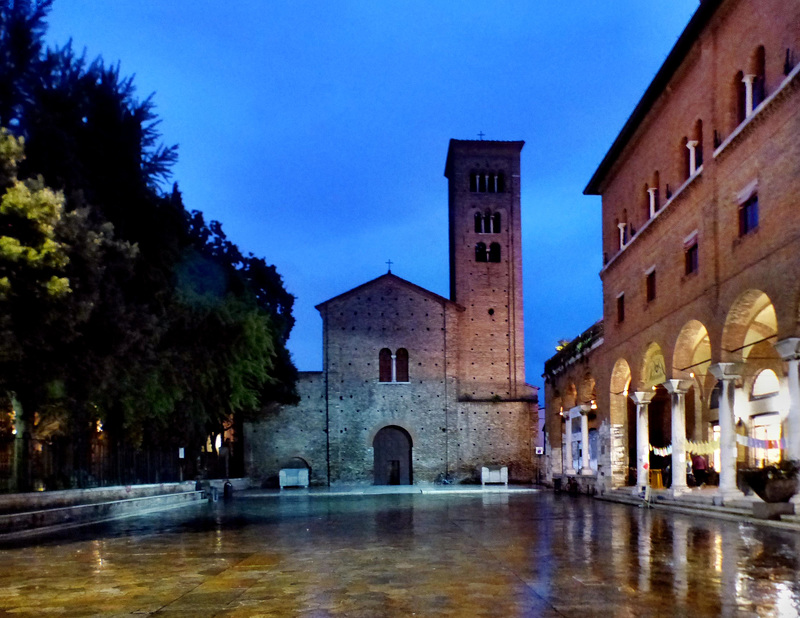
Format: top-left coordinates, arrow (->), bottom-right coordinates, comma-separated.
739,194 -> 759,236
685,243 -> 698,275
616,294 -> 625,323
646,270 -> 656,302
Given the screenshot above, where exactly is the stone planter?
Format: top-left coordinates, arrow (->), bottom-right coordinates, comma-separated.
742,470 -> 799,503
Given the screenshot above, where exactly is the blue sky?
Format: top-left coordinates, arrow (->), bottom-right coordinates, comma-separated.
45,1 -> 700,390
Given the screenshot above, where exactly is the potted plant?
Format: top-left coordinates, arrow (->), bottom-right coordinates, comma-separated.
741,460 -> 800,503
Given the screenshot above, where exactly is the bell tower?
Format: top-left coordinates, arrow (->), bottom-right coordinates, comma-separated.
444,139 -> 527,399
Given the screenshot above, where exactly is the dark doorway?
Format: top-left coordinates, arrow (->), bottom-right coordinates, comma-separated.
649,385 -> 672,486
373,426 -> 412,485
627,396 -> 637,486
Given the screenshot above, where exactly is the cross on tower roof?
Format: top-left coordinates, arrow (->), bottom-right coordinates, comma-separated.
386,259 -> 393,273
478,131 -> 485,140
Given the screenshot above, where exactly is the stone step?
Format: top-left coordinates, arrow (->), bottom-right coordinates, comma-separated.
0,490 -> 204,540
0,481 -> 199,515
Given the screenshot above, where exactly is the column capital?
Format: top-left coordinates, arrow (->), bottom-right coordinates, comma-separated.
647,187 -> 658,196
617,222 -> 627,230
662,379 -> 693,395
630,390 -> 654,405
686,139 -> 699,150
709,362 -> 742,381
775,337 -> 800,361
742,73 -> 756,84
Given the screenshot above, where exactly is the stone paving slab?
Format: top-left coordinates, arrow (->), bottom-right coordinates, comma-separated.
1,493 -> 800,615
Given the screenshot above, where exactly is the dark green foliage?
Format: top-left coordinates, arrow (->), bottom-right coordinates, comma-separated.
0,0 -> 296,487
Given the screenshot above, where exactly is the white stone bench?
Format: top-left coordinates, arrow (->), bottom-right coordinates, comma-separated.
279,468 -> 309,489
481,466 -> 508,487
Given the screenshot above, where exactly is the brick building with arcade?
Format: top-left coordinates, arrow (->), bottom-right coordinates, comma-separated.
543,0 -> 800,501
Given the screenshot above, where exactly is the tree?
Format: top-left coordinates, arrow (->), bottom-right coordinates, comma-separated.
0,1 -> 298,487
0,129 -> 139,488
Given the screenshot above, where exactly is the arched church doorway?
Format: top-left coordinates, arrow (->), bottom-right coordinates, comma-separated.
373,426 -> 412,485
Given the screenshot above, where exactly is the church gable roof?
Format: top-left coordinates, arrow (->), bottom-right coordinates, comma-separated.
315,273 -> 463,312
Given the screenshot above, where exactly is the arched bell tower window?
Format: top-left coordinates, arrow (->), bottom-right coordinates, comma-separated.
379,348 -> 392,382
475,242 -> 488,262
488,242 -> 501,263
469,171 -> 506,193
395,348 -> 409,382
474,211 -> 502,234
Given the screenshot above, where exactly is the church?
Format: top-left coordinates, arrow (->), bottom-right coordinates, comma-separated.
245,139 -> 538,486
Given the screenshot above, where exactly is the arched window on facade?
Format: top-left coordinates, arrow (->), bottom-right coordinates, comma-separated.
682,136 -> 691,180
476,242 -> 488,262
491,212 -> 501,233
496,173 -> 505,193
395,348 -> 409,382
488,242 -> 501,263
622,209 -> 629,245
752,46 -> 766,108
734,70 -> 747,125
710,381 -> 722,410
694,119 -> 704,169
474,212 -> 483,233
379,348 -> 392,382
751,369 -> 780,399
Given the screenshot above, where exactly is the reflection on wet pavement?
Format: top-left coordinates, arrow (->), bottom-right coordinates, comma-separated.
1,493 -> 799,616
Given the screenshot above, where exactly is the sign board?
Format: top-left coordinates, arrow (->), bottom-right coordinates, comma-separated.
178,447 -> 185,459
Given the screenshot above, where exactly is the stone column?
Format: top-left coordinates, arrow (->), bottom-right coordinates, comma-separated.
664,379 -> 693,496
630,391 -> 654,494
617,222 -> 626,250
647,187 -> 657,218
686,140 -> 699,176
743,74 -> 756,117
775,338 -> 800,462
709,363 -> 744,502
580,404 -> 592,475
564,413 -> 575,476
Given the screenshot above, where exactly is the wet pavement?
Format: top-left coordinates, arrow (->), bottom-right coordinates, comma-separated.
1,492 -> 799,617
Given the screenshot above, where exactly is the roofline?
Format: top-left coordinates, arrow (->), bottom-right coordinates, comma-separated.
315,272 -> 465,312
584,0 -> 723,196
445,139 -> 525,178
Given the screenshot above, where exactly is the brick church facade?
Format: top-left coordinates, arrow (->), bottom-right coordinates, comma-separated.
245,140 -> 538,486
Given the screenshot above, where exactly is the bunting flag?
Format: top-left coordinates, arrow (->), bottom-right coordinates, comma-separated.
734,434 -> 785,449
684,439 -> 720,455
647,436 -> 784,456
648,444 -> 672,457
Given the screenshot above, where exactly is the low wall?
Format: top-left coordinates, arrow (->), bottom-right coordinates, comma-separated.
0,491 -> 203,538
0,481 -> 197,515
